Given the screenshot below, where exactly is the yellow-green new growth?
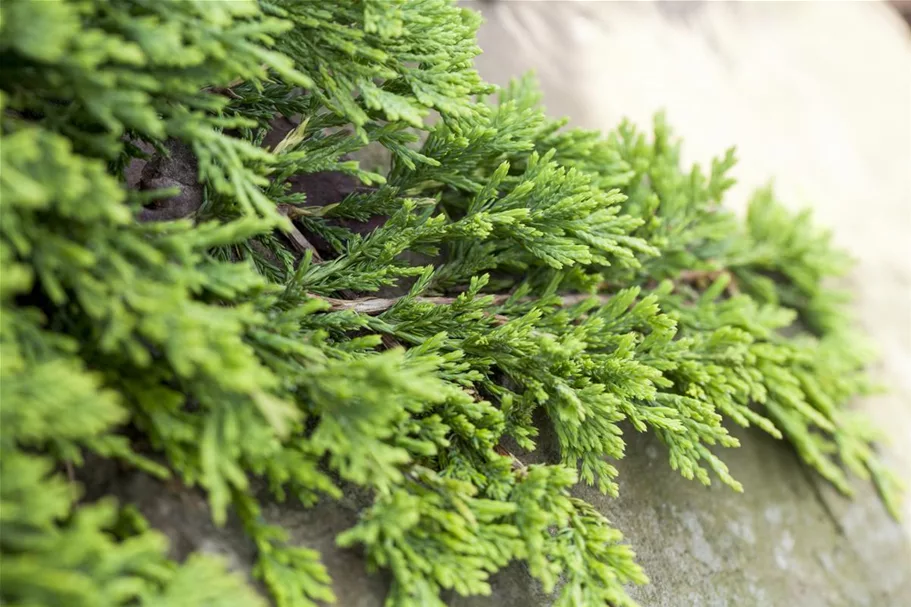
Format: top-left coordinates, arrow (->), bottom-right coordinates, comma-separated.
0,1 -> 899,607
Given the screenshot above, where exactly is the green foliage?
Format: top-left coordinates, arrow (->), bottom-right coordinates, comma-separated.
0,1 -> 900,607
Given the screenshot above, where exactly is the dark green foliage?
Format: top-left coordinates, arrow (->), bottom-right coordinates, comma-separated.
0,1 -> 899,606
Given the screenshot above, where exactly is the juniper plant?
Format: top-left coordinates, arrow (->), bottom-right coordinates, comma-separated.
0,1 -> 900,606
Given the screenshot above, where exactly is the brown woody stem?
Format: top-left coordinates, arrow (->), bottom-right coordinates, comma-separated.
316,292 -> 607,316
311,267 -> 739,317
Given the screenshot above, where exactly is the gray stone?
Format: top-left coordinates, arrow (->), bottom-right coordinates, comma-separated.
102,421 -> 910,606
469,422 -> 911,607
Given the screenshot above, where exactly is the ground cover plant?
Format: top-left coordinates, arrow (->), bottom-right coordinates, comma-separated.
0,1 -> 900,605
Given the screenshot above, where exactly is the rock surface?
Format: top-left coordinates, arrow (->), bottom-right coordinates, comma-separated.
454,424 -> 911,606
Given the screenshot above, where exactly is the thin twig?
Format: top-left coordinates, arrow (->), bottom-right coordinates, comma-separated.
64,460 -> 79,501
308,264 -> 742,317
645,268 -> 740,297
494,444 -> 528,476
676,270 -> 709,282
204,65 -> 268,98
317,292 -> 608,316
677,268 -> 739,296
277,202 -> 339,218
278,205 -> 323,262
381,334 -> 403,350
677,268 -> 726,283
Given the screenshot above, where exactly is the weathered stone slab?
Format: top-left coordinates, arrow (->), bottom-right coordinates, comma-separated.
449,423 -> 911,606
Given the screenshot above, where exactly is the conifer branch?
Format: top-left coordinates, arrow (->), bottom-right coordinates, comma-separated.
1,2 -> 898,606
